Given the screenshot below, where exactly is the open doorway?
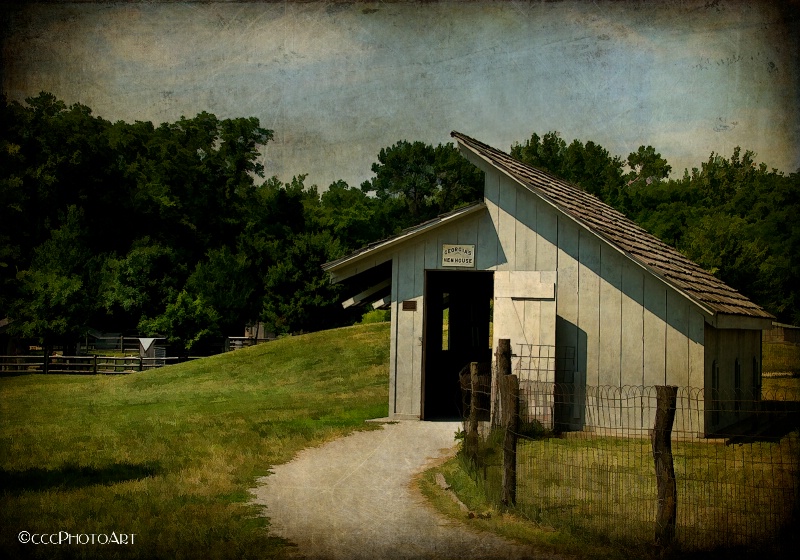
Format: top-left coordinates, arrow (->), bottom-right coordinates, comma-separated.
422,270 -> 494,419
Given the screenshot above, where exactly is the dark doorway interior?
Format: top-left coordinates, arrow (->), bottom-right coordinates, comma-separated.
423,270 -> 494,419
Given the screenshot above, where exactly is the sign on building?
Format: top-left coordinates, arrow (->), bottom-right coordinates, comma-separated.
441,244 -> 475,268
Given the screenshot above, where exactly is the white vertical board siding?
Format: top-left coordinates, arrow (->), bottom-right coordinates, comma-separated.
536,202 -> 558,271
703,324 -> 718,435
423,227 -> 438,270
493,271 -> 556,354
539,297 -> 557,347
497,175 -> 517,271
556,217 -> 580,379
598,245 -> 623,387
578,231 -> 601,387
515,185 -> 537,271
481,171 -> 501,270
620,259 -> 645,387
666,289 -> 690,388
519,300 -> 541,346
457,213 -> 480,248
688,311 -> 705,388
478,220 -> 499,271
643,274 -> 667,386
395,245 -> 420,417
684,311 -> 706,436
641,274 -> 667,432
411,242 -> 426,416
389,254 -> 400,417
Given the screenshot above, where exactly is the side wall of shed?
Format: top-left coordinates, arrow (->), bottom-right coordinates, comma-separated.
703,325 -> 762,434
484,171 -> 707,432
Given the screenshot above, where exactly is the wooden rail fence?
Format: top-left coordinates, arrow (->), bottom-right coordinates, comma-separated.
0,355 -> 195,375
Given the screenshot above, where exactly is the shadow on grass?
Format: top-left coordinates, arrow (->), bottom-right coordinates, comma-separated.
0,462 -> 162,494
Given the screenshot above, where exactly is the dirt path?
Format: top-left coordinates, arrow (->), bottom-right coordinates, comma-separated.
249,420 -> 556,560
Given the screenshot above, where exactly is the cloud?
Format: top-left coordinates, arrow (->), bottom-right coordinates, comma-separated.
3,0 -> 797,187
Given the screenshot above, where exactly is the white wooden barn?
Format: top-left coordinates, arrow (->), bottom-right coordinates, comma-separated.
323,132 -> 774,436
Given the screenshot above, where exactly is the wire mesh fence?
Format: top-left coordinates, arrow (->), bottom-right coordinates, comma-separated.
459,344 -> 800,555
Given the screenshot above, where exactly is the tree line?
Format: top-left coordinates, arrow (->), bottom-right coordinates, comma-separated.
1,93 -> 797,354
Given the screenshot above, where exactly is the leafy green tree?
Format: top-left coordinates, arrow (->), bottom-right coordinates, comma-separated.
431,143 -> 484,212
319,180 -> 380,251
138,290 -> 221,355
261,230 -> 346,335
511,132 -> 625,203
626,145 -> 672,187
361,141 -> 483,235
680,213 -> 767,294
361,140 -> 438,229
185,247 -> 258,336
100,240 -> 184,329
511,131 -> 568,175
8,206 -> 97,354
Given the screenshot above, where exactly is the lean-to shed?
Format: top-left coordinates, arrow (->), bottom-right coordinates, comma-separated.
323,132 -> 774,435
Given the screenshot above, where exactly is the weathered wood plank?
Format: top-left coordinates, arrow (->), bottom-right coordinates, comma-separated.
621,259 -> 645,387
497,175 -> 518,271
539,298 -> 557,350
515,186 -> 536,270
411,242 -> 426,416
395,245 -> 417,416
457,213 -> 479,250
494,271 -> 555,299
643,274 -> 667,387
599,245 -> 622,387
535,203 -> 558,271
389,254 -> 400,416
665,289 -> 689,387
578,230 -> 601,387
477,202 -> 499,270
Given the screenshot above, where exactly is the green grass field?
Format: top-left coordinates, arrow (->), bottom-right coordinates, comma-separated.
0,323 -> 390,560
512,432 -> 799,552
763,341 -> 800,375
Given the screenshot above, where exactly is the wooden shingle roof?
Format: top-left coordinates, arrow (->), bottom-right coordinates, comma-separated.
452,131 -> 773,320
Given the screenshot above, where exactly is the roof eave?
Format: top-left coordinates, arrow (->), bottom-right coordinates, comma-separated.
322,201 -> 487,281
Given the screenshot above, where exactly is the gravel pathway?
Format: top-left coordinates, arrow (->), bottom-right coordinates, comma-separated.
249,420 -> 558,560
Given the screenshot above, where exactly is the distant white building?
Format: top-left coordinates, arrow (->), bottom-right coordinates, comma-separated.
323,132 -> 773,436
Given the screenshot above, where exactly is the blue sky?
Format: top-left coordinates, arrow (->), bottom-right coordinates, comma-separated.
3,1 -> 798,188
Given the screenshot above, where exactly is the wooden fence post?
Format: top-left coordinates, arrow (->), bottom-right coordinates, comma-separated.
493,338 -> 511,425
501,373 -> 519,507
652,385 -> 678,547
93,354 -> 98,375
465,362 -> 480,464
497,339 -> 511,377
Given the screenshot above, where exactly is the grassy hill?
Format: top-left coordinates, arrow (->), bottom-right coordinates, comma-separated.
0,322 -> 390,559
